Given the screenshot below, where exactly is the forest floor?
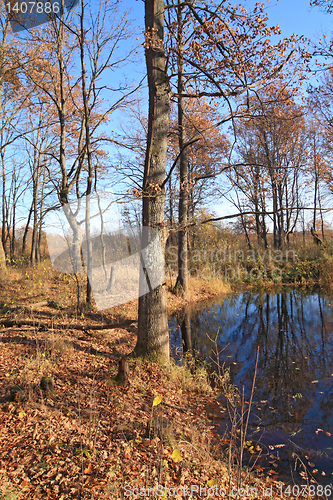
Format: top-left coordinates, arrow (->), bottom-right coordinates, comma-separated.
0,263 -> 321,499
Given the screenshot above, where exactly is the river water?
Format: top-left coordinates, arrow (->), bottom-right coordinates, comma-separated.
169,289 -> 333,484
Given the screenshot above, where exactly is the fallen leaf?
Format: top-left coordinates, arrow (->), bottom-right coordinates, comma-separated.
153,396 -> 162,407
84,464 -> 92,475
172,448 -> 182,463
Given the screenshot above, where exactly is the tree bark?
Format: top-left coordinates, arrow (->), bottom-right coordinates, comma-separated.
0,21 -> 9,264
30,147 -> 40,265
22,203 -> 33,256
79,0 -> 93,306
175,0 -> 189,298
135,0 -> 170,361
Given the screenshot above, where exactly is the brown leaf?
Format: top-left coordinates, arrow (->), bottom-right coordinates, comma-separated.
84,464 -> 93,475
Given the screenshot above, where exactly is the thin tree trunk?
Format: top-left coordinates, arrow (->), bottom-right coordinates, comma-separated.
31,151 -> 40,265
79,0 -> 97,306
272,178 -> 278,249
0,22 -> 9,263
313,135 -> 318,233
10,173 -> 17,260
22,203 -> 33,256
1,148 -> 7,256
58,1 -> 69,209
36,168 -> 46,262
318,192 -> 325,241
175,0 -> 188,298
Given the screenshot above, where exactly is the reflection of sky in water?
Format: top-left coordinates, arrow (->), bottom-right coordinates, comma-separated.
169,290 -> 333,481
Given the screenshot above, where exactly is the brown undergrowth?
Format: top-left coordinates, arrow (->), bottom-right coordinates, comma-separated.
0,322 -> 293,500
0,262 -> 231,321
0,264 -> 320,499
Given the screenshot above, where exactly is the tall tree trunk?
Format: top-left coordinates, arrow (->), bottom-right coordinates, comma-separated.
175,0 -> 188,298
272,177 -> 278,249
135,0 -> 170,361
55,3 -> 83,275
58,3 -> 67,209
31,151 -> 40,265
318,192 -> 325,241
1,149 -> 6,256
9,173 -> 17,260
36,168 -> 46,262
0,21 -> 9,263
312,135 -> 320,244
254,168 -> 261,245
79,0 -> 93,306
278,184 -> 285,249
22,203 -> 33,256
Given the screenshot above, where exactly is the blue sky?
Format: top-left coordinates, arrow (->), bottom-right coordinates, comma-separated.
264,0 -> 331,39
129,0 -> 331,34
128,0 -> 331,47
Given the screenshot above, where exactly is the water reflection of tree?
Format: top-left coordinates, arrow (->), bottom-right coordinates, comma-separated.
258,292 -> 313,433
177,306 -> 192,353
173,291 -> 333,444
242,291 -> 332,437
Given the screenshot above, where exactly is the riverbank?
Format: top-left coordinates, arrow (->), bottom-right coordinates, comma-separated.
3,253 -> 333,321
95,275 -> 232,324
